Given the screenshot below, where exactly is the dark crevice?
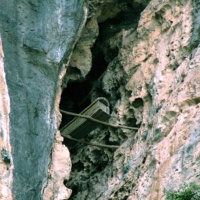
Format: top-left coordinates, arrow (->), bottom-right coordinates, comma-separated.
59,1 -> 148,199
87,49 -> 108,82
59,81 -> 92,129
72,161 -> 84,172
126,117 -> 138,127
132,98 -> 144,108
59,0 -> 144,129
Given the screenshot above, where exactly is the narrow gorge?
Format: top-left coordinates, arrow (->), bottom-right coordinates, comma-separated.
0,0 -> 200,200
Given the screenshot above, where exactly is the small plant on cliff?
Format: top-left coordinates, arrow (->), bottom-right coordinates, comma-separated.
165,182 -> 200,200
1,147 -> 11,164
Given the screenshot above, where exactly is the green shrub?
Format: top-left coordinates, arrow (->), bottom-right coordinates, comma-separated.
165,182 -> 200,200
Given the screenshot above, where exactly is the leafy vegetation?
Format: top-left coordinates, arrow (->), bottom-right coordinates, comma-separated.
165,182 -> 200,200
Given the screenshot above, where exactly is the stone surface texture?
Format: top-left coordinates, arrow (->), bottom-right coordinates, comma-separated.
0,37 -> 13,200
43,132 -> 72,200
0,0 -> 86,200
64,0 -> 200,200
0,0 -> 200,200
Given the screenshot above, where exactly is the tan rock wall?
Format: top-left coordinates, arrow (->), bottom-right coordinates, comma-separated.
0,37 -> 13,200
43,132 -> 72,200
63,0 -> 200,199
113,0 -> 200,199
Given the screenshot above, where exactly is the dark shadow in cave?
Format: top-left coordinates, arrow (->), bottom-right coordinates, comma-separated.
59,1 -> 149,199
59,81 -> 92,129
59,65 -> 109,131
59,0 -> 143,130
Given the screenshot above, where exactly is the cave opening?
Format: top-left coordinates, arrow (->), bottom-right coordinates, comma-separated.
59,54 -> 109,130
59,1 -> 148,199
59,0 -> 142,130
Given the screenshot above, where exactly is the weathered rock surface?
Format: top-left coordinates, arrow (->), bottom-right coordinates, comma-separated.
0,1 -> 86,199
0,36 -> 13,200
1,0 -> 200,199
62,0 -> 200,200
43,132 -> 72,200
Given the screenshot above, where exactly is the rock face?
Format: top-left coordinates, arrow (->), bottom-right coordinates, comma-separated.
61,0 -> 200,199
0,36 -> 13,200
1,0 -> 200,199
0,1 -> 86,199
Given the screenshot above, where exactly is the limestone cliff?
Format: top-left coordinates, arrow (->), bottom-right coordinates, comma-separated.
0,0 -> 200,200
0,1 -> 86,199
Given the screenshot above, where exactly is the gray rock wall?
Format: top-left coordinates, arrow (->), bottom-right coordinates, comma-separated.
1,0 -> 200,199
0,0 -> 86,199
